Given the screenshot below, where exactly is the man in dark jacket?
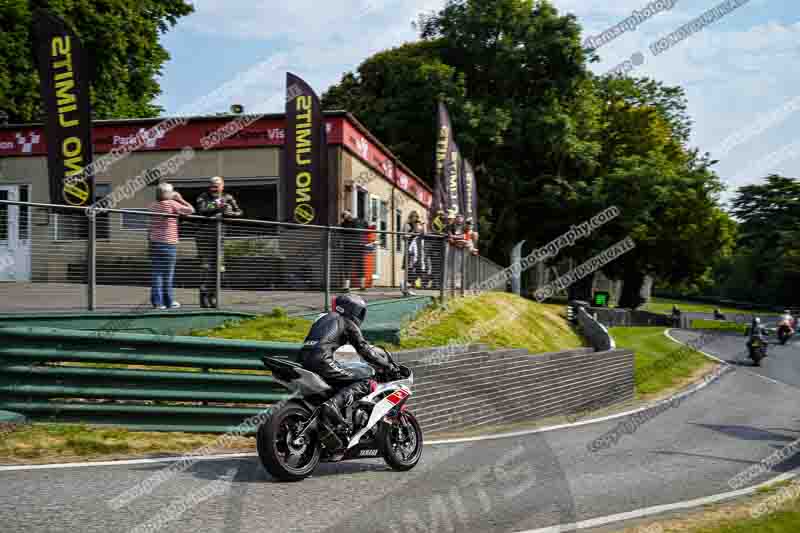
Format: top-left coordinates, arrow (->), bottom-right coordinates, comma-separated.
195,176 -> 242,307
335,210 -> 371,291
299,294 -> 399,440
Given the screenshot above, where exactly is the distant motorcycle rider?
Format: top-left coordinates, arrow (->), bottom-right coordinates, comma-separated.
299,294 -> 399,440
779,310 -> 795,328
748,317 -> 768,339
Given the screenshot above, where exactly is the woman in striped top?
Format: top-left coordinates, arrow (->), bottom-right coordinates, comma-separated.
149,183 -> 195,309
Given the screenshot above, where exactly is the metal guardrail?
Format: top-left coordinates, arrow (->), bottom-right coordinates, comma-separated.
0,199 -> 505,313
0,325 -> 636,435
0,326 -> 301,433
567,301 -> 616,351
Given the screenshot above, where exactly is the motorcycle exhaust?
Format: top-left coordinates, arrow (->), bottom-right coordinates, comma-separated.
318,421 -> 346,450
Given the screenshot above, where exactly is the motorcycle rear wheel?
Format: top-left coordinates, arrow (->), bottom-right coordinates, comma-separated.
257,403 -> 321,481
379,411 -> 423,471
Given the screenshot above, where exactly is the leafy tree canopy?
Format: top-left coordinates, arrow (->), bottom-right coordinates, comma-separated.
0,0 -> 194,122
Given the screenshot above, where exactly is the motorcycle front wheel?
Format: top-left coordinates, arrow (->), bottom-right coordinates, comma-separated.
379,410 -> 423,471
257,403 -> 321,481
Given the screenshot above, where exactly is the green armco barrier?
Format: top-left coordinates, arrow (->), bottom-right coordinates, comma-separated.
0,401 -> 275,435
0,409 -> 26,425
0,296 -> 437,433
0,326 -> 300,433
0,326 -> 302,361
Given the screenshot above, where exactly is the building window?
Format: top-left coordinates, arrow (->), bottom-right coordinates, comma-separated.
356,188 -> 368,221
395,209 -> 403,252
0,190 -> 8,242
120,210 -> 151,231
379,200 -> 388,249
95,184 -> 111,239
53,184 -> 112,241
19,185 -> 29,241
171,180 -> 279,239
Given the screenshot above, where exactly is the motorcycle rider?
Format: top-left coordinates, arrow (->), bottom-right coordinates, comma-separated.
747,317 -> 769,346
749,316 -> 767,335
299,294 -> 400,441
779,309 -> 795,329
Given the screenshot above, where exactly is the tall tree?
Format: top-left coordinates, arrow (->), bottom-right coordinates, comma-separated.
322,40 -> 468,182
588,151 -> 736,308
722,174 -> 800,304
0,0 -> 194,122
324,0 -> 598,264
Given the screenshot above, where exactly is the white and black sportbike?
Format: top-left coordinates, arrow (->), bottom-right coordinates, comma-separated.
257,347 -> 422,481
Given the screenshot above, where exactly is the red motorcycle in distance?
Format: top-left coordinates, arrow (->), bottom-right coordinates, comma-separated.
777,312 -> 796,345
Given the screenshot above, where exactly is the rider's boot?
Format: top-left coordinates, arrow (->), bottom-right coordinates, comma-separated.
320,401 -> 351,443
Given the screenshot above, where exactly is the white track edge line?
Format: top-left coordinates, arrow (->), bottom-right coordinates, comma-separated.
515,468 -> 800,533
0,452 -> 257,472
664,328 -> 797,389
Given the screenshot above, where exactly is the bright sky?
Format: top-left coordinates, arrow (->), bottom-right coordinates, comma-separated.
155,0 -> 800,205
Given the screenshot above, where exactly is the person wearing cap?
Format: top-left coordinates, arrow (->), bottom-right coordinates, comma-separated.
194,176 -> 243,307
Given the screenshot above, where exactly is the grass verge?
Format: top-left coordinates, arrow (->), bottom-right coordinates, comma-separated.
188,307 -> 311,342
192,292 -> 588,355
395,292 -> 587,353
691,319 -> 748,333
644,297 -> 760,316
0,423 -> 253,464
609,326 -> 716,398
610,478 -> 800,533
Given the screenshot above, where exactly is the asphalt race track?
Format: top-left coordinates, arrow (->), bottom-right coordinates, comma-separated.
2,329 -> 800,533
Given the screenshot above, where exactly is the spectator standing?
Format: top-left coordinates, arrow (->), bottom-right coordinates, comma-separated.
401,211 -> 426,296
336,210 -> 370,292
425,209 -> 447,290
448,212 -> 467,289
148,183 -> 195,309
195,176 -> 243,308
465,217 -> 479,256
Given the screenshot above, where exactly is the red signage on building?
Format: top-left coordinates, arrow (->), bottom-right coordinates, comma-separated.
0,114 -> 432,207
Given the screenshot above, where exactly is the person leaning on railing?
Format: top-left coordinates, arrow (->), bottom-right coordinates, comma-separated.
148,183 -> 195,309
194,176 -> 243,308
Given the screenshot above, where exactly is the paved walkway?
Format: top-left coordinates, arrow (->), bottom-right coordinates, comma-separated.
0,282 -> 440,316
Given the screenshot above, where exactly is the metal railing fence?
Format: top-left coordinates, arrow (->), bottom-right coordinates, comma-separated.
0,200 -> 506,313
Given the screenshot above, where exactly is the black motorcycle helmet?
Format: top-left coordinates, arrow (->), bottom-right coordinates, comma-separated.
335,294 -> 368,326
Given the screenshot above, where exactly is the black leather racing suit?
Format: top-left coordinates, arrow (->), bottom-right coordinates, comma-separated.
299,312 -> 393,424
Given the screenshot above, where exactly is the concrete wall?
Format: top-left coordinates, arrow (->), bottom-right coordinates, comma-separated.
395,345 -> 635,434
587,307 -> 672,328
